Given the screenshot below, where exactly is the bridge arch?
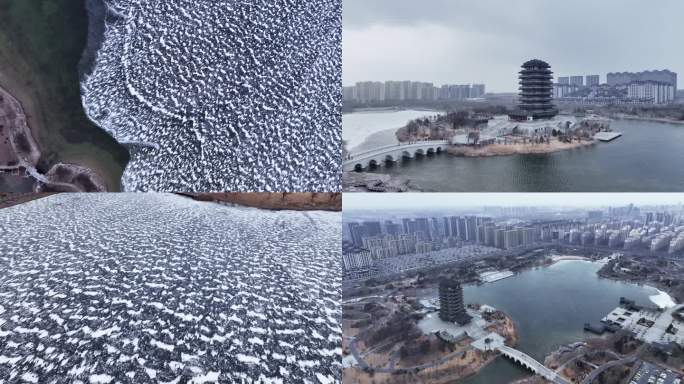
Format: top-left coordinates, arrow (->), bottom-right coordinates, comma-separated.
497,346 -> 567,384
342,140 -> 450,172
368,159 -> 379,169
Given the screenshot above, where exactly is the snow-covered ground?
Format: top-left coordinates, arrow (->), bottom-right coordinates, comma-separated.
647,287 -> 677,309
82,0 -> 341,192
0,194 -> 341,383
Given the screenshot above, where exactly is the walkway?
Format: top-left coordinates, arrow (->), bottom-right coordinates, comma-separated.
498,345 -> 570,384
343,140 -> 449,172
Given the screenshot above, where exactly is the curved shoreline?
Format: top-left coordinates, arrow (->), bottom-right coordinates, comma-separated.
0,0 -> 131,191
342,171 -> 423,192
612,114 -> 684,126
446,140 -> 596,158
79,0 -> 135,191
177,192 -> 342,211
78,0 -> 108,82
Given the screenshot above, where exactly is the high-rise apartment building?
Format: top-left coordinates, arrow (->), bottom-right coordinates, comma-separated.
470,84 -> 486,98
585,75 -> 600,86
569,76 -> 584,86
344,81 -> 486,103
607,70 -> 677,91
627,81 -> 675,104
465,216 -> 478,242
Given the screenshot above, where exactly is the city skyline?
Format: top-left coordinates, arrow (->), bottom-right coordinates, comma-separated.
343,0 -> 684,92
342,201 -> 684,281
344,193 -> 684,211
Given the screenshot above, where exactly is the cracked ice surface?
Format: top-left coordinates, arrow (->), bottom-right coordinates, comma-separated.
82,0 -> 342,192
0,194 -> 341,383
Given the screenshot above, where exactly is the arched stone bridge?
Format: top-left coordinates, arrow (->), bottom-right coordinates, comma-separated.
343,140 -> 449,172
498,345 -> 569,384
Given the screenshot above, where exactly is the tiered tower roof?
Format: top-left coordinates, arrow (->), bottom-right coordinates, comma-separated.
510,59 -> 558,121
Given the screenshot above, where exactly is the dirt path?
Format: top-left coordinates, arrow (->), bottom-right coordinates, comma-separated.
0,40 -> 48,158
0,85 -> 41,167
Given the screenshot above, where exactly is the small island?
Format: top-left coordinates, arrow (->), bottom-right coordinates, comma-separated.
396,110 -> 612,158
396,60 -> 614,158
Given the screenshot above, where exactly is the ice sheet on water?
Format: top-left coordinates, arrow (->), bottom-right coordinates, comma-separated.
648,287 -> 677,309
0,193 -> 341,382
82,0 -> 341,192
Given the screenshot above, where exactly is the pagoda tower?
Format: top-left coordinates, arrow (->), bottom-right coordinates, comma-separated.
510,59 -> 558,121
439,280 -> 472,325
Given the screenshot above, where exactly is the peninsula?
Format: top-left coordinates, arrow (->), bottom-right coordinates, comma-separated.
396,110 -> 609,158
343,275 -> 520,384
0,85 -> 106,192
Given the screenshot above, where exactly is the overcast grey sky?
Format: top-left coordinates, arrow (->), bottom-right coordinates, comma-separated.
343,0 -> 684,92
344,193 -> 684,211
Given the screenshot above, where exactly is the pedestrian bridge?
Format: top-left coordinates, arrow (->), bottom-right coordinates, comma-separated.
342,140 -> 449,172
498,345 -> 569,384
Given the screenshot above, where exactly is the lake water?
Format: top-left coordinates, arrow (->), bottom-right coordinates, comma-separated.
420,260 -> 664,383
0,174 -> 36,193
343,110 -> 684,191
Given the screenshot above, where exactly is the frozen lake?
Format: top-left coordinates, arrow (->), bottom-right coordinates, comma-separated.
0,194 -> 341,383
343,109 -> 441,151
83,0 -> 342,191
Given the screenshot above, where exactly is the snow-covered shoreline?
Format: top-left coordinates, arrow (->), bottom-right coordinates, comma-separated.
646,286 -> 677,309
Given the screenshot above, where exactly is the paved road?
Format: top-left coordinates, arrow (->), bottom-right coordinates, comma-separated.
581,354 -> 638,384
